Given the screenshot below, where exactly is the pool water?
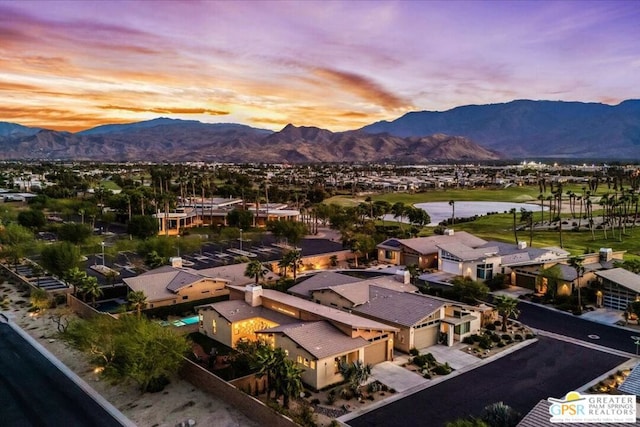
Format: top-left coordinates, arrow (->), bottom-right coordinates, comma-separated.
159,315 -> 199,327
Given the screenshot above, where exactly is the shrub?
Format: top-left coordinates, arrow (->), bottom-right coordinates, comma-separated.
409,347 -> 420,356
514,334 -> 523,341
433,363 -> 453,375
485,323 -> 496,331
326,390 -> 337,405
389,388 -> 396,393
310,398 -> 320,405
491,334 -> 501,343
423,372 -> 432,379
525,333 -> 535,340
494,320 -> 502,326
462,336 -> 475,344
501,334 -> 511,340
497,342 -> 506,348
367,381 -> 382,394
412,354 -> 431,368
479,336 -> 493,350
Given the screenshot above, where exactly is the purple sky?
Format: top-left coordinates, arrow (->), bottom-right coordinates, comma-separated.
1,0 -> 638,131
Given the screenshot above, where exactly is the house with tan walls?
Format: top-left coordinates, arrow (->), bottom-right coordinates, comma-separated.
197,285 -> 397,390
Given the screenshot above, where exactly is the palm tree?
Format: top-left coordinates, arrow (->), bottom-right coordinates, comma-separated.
127,290 -> 147,319
254,344 -> 285,400
278,249 -> 303,282
80,275 -> 102,307
568,256 -> 585,314
481,402 -> 520,427
350,237 -> 362,268
449,200 -> 455,225
510,208 -> 518,244
493,295 -> 520,333
275,358 -> 305,409
244,260 -> 266,285
65,266 -> 87,297
391,202 -> 407,231
338,360 -> 372,396
520,209 -> 533,247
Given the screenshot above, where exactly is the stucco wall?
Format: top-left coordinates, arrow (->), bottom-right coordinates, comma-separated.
180,360 -> 298,427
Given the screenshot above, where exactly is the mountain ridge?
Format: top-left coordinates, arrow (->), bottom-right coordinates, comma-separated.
2,99 -> 639,161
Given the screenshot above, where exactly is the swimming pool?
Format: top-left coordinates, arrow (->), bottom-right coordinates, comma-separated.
159,315 -> 199,327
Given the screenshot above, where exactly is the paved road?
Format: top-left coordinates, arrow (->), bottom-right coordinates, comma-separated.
518,302 -> 639,355
348,337 -> 627,427
0,322 -> 127,427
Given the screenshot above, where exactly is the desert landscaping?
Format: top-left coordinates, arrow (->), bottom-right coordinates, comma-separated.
0,278 -> 259,427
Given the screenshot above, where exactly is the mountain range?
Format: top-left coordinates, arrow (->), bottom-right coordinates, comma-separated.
1,99 -> 638,162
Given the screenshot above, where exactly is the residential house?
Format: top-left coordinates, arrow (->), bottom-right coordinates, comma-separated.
377,231 -> 487,269
437,240 -> 568,282
122,258 -> 230,308
198,285 -> 398,390
594,268 -> 640,311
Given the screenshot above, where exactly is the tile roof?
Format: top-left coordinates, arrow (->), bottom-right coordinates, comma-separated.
199,299 -> 297,324
595,268 -> 640,293
260,289 -> 398,332
197,262 -> 280,286
390,231 -> 487,255
123,266 -> 229,302
259,321 -> 369,360
312,277 -> 418,306
352,286 -> 445,327
438,242 -> 500,261
618,363 -> 640,396
288,271 -> 361,298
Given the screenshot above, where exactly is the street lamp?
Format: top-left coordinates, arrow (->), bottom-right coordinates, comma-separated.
101,241 -> 105,267
239,228 -> 243,252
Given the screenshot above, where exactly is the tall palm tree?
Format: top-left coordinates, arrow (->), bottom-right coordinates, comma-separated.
127,290 -> 147,319
449,200 -> 455,225
510,208 -> 518,244
80,275 -> 103,307
244,260 -> 266,285
65,266 -> 87,297
568,256 -> 585,314
493,295 -> 520,333
520,209 -> 533,246
275,358 -> 305,409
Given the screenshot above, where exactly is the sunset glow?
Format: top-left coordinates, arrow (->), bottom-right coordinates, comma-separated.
1,0 -> 639,132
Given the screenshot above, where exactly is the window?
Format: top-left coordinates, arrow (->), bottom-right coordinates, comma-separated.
199,313 -> 203,327
182,295 -> 188,300
212,319 -> 217,334
297,356 -> 311,367
477,263 -> 493,280
454,321 -> 470,335
385,250 -> 396,260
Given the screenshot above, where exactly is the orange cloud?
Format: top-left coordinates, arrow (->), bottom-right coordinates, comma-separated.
312,67 -> 411,110
99,105 -> 229,116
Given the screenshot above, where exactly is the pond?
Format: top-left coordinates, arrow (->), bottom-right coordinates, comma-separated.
384,201 -> 546,226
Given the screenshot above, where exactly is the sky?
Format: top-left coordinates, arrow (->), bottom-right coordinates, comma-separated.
1,0 -> 639,132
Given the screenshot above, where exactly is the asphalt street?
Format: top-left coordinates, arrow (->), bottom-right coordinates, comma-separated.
0,322 -> 126,427
518,302 -> 639,355
348,337 -> 627,427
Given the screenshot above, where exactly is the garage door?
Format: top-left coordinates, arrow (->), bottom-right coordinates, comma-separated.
364,340 -> 387,365
413,325 -> 439,350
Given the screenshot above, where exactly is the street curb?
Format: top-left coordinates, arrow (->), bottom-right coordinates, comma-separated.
520,299 -> 640,334
0,311 -> 136,427
533,328 -> 639,359
339,338 -> 537,423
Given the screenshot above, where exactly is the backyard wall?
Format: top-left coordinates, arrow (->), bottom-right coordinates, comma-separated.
180,359 -> 298,427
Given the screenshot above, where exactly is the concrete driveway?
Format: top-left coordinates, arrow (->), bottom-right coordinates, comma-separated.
370,362 -> 427,393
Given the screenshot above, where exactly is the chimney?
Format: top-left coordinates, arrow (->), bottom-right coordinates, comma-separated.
169,257 -> 183,268
444,229 -> 454,236
395,269 -> 410,284
599,248 -> 613,262
245,285 -> 263,307
517,241 -> 527,250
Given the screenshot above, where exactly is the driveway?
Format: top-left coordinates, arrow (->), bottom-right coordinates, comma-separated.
370,362 -> 427,393
346,336 -> 628,427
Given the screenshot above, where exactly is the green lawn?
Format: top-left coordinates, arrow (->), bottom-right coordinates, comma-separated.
99,180 -> 122,191
325,186 -> 640,259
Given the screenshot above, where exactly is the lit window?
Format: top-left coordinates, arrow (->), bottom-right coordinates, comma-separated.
212,319 -> 217,334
